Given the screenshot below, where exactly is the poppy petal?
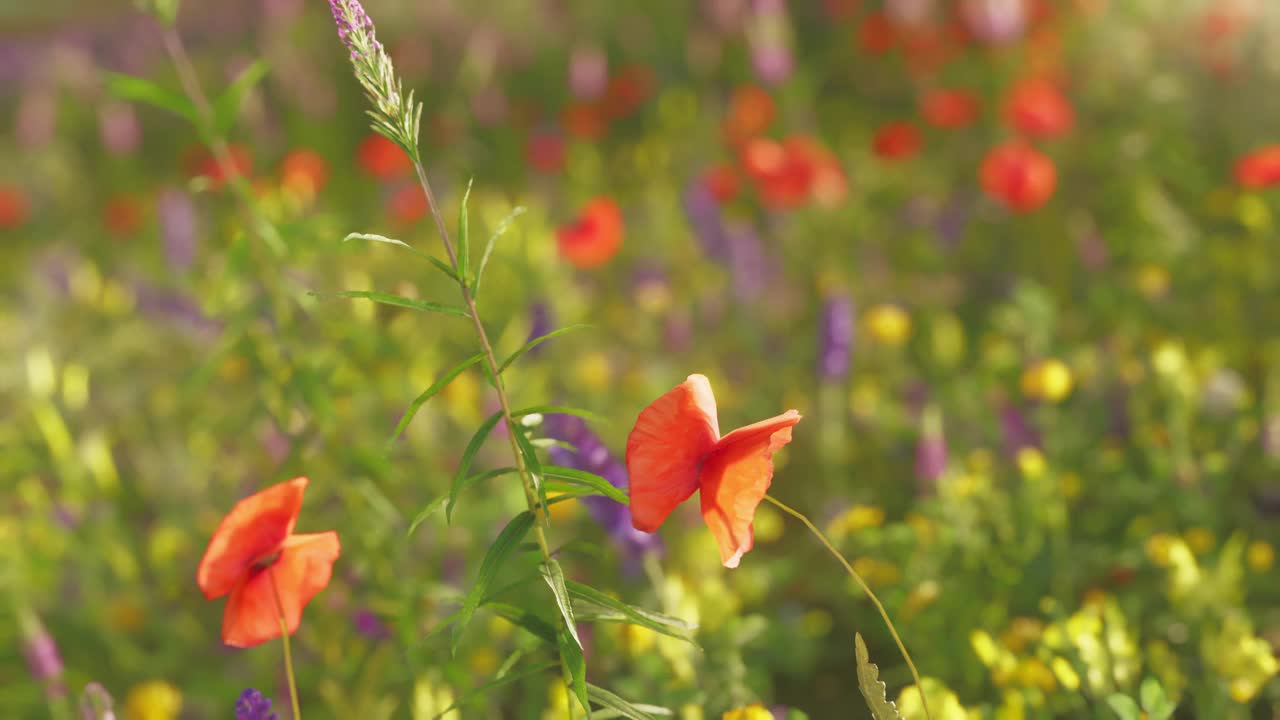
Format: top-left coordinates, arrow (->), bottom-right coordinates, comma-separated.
220,531 -> 341,648
197,477 -> 308,600
626,374 -> 721,532
699,410 -> 801,568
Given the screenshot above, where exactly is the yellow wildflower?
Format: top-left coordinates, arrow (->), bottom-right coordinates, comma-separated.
1247,540 -> 1275,572
124,681 -> 182,720
722,704 -> 774,720
863,304 -> 912,346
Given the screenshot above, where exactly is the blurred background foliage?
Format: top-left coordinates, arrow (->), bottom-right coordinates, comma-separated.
5,0 -> 1280,718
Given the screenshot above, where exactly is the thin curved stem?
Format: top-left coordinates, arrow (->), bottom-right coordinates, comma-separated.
763,494 -> 932,720
268,569 -> 303,720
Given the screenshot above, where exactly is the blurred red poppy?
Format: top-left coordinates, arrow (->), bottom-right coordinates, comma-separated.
921,88 -> 980,129
723,85 -> 777,147
858,12 -> 898,54
197,478 -> 340,648
104,195 -> 143,237
561,102 -> 608,140
387,184 -> 429,224
627,374 -> 801,568
0,185 -> 29,229
603,64 -> 656,119
1002,77 -> 1074,140
357,133 -> 412,179
526,131 -> 566,174
186,144 -> 253,190
558,198 -> 624,269
702,164 -> 742,203
980,140 -> 1057,212
280,149 -> 330,197
1235,145 -> 1280,189
873,121 -> 922,160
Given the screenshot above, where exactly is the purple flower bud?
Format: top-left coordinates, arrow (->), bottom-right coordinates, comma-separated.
999,402 -> 1041,456
79,682 -> 116,720
352,608 -> 390,640
20,609 -> 64,697
960,0 -> 1027,46
915,405 -> 948,490
569,45 -> 609,101
526,302 -> 553,357
748,0 -> 793,86
818,292 -> 854,381
683,181 -> 731,264
98,102 -> 140,155
235,688 -> 279,720
327,0 -> 381,59
157,189 -> 199,271
726,221 -> 768,303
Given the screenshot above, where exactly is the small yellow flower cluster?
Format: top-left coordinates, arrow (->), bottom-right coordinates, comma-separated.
1020,358 -> 1073,403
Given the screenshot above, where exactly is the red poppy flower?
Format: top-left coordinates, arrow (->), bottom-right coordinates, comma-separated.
526,131 -> 566,174
104,194 -> 143,237
858,12 -> 898,54
357,133 -> 412,179
186,144 -> 253,191
561,102 -> 608,140
1235,145 -> 1280,189
1003,77 -> 1074,140
0,184 -> 29,229
280,148 -> 329,197
602,64 -> 656,119
387,184 -> 429,224
627,374 -> 801,567
702,164 -> 742,203
197,478 -> 340,648
873,121 -> 922,160
921,88 -> 980,129
557,198 -> 623,269
980,140 -> 1057,212
722,85 -> 777,147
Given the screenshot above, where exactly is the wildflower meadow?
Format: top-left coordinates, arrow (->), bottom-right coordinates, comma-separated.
6,0 -> 1280,718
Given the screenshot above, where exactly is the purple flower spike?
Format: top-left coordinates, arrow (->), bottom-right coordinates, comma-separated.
235,688 -> 279,720
327,0 -> 380,59
818,292 -> 854,381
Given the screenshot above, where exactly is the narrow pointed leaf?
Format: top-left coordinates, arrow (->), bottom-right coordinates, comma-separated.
565,580 -> 697,645
316,290 -> 468,318
586,685 -> 671,720
342,232 -> 439,266
213,59 -> 269,135
542,466 -> 628,505
388,353 -> 484,447
514,429 -> 548,521
540,560 -> 581,648
855,633 -> 903,720
407,467 -> 516,537
432,660 -> 559,719
456,178 -> 473,286
559,628 -> 591,718
429,256 -> 461,282
446,411 -> 506,522
511,405 -> 605,425
451,511 -> 535,653
486,603 -> 558,644
103,72 -> 197,124
497,324 -> 591,374
473,205 -> 526,297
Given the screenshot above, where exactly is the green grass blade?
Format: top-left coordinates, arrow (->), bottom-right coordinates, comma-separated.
314,290 -> 469,318
565,580 -> 697,645
541,466 -> 629,505
213,59 -> 269,135
586,685 -> 671,720
457,178 -> 473,287
486,603 -> 558,644
387,353 -> 484,447
451,511 -> 535,654
446,411 -> 506,522
473,205 -> 526,297
407,466 -> 517,537
432,660 -> 559,719
497,324 -> 591,374
510,405 -> 606,425
541,560 -> 581,648
560,628 -> 591,718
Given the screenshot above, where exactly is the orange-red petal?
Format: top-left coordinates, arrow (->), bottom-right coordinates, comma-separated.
220,531 -> 341,648
197,477 -> 308,600
699,410 -> 801,568
626,374 -> 721,532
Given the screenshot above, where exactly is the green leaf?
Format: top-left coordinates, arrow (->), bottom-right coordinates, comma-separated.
542,466 -> 628,505
446,411 -> 506,522
541,560 -> 581,647
511,405 -> 605,424
213,59 -> 269,135
486,603 -> 558,644
388,353 -> 484,447
315,290 -> 469,318
451,511 -> 535,653
432,660 -> 559,719
429,256 -> 461,282
1139,677 -> 1176,720
513,428 -> 548,520
406,467 -> 516,537
497,324 -> 591,374
586,684 -> 671,720
566,580 -> 697,645
473,205 -> 526,297
1105,695 -> 1143,720
560,627 -> 591,718
457,178 -> 473,287
855,633 -> 903,720
103,72 -> 197,124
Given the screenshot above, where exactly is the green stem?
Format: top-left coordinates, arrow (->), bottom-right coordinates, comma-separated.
268,569 -> 303,720
763,494 -> 932,720
409,160 -> 580,715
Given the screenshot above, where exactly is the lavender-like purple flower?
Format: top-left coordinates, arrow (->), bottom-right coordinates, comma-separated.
569,45 -> 608,101
157,189 -> 198,271
543,415 -> 662,571
818,292 -> 854,381
98,101 -> 140,155
748,0 -> 794,86
725,220 -> 768,303
20,608 -> 64,698
683,181 -> 731,264
235,688 -> 279,720
79,683 -> 116,720
327,0 -> 379,58
915,405 -> 948,491
352,608 -> 390,640
526,302 -> 552,357
960,0 -> 1027,46
999,402 -> 1042,456
327,0 -> 420,154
